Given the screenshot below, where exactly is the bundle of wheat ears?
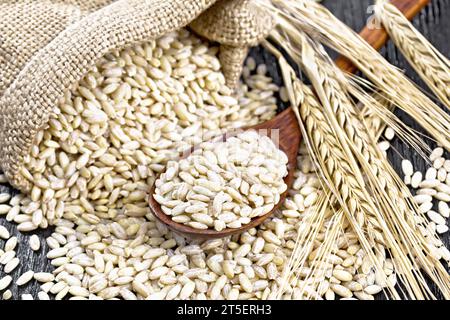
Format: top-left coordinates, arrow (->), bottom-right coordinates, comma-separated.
255,0 -> 450,299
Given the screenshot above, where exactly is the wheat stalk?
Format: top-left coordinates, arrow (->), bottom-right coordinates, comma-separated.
264,0 -> 450,151
277,193 -> 329,296
300,209 -> 345,300
374,0 -> 450,109
267,39 -> 388,298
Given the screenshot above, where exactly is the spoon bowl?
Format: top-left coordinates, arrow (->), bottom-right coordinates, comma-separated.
148,107 -> 301,239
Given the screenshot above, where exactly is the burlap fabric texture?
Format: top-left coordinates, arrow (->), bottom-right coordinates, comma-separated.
0,0 -> 274,192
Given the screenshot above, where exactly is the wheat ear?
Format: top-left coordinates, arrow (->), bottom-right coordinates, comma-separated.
278,194 -> 342,299
265,40 -> 392,299
298,40 -> 437,300
263,23 -> 450,298
374,0 -> 450,109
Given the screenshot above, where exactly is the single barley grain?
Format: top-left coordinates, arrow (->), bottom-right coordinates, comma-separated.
411,171 -> 422,189
0,205 -> 11,215
438,202 -> 449,218
401,160 -> 414,177
436,224 -> 449,234
0,193 -> 11,203
38,291 -> 51,300
5,236 -> 18,251
0,250 -> 15,265
34,272 -> 55,283
430,147 -> 444,162
384,127 -> 395,141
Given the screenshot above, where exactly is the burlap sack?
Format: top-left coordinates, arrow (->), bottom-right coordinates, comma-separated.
0,0 -> 274,192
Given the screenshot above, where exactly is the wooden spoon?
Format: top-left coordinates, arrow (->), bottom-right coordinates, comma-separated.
149,0 -> 430,239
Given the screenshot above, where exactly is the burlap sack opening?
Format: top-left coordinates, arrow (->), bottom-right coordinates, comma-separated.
0,0 -> 274,192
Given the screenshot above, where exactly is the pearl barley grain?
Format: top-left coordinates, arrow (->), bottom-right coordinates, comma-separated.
0,204 -> 11,215
436,224 -> 449,234
0,275 -> 12,290
384,127 -> 395,140
0,193 -> 11,203
5,236 -> 18,251
378,141 -> 390,152
430,147 -> 444,162
426,168 -> 437,180
411,172 -> 422,189
439,202 -> 450,218
34,272 -> 55,283
2,290 -> 12,300
4,257 -> 20,273
38,291 -> 51,300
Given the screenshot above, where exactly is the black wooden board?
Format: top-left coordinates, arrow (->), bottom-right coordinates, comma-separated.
0,0 -> 449,300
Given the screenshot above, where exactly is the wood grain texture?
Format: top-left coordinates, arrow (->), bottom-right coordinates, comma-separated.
1,0 -> 449,300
